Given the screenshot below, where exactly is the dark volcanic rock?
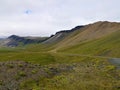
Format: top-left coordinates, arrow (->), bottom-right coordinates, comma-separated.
43,25 -> 84,44
56,26 -> 84,34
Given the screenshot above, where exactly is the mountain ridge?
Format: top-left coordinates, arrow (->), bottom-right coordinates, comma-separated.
49,21 -> 120,51
0,21 -> 120,47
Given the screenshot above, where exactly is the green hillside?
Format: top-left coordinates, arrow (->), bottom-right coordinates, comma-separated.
59,30 -> 120,57
51,21 -> 120,51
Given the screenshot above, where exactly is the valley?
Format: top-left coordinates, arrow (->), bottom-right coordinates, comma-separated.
0,21 -> 120,90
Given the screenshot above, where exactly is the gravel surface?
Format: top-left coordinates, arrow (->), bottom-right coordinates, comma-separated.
109,58 -> 120,69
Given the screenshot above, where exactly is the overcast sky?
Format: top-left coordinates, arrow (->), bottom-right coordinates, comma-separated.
0,0 -> 120,37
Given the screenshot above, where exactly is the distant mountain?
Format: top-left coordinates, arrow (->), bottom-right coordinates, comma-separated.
0,35 -> 48,47
0,38 -> 4,40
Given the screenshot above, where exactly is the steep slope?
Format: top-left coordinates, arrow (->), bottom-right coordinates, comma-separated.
51,21 -> 120,51
42,26 -> 84,44
59,30 -> 120,57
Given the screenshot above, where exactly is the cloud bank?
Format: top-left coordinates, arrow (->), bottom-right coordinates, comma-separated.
0,0 -> 120,36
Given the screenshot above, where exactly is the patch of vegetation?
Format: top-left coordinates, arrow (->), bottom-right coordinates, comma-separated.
0,80 -> 3,86
31,69 -> 38,74
7,64 -> 14,68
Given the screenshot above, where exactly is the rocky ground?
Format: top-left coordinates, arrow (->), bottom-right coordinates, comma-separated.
0,60 -> 74,90
0,60 -> 120,90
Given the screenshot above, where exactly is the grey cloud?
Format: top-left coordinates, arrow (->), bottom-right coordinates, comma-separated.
0,0 -> 120,37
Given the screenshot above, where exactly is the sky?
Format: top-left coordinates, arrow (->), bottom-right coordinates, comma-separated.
0,0 -> 120,37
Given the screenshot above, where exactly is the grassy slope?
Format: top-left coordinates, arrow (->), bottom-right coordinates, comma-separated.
53,22 -> 120,51
59,30 -> 120,57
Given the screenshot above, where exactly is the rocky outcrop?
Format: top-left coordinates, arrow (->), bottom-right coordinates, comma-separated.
56,26 -> 84,34
42,26 -> 84,44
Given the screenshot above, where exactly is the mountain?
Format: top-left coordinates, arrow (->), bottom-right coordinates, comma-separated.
0,35 -> 48,47
45,21 -> 120,52
0,21 -> 120,53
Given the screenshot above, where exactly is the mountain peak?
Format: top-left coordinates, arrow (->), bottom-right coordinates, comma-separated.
8,35 -> 19,39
